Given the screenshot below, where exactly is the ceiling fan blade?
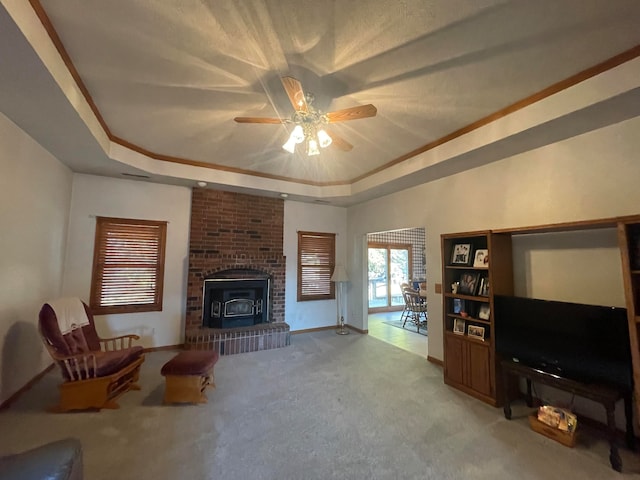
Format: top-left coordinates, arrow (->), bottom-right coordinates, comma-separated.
327,129 -> 353,152
326,104 -> 377,123
234,117 -> 284,124
281,76 -> 308,112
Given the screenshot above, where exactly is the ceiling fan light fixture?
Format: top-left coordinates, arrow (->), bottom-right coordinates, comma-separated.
236,76 -> 375,156
307,137 -> 320,156
317,129 -> 332,148
291,125 -> 305,144
282,136 -> 297,153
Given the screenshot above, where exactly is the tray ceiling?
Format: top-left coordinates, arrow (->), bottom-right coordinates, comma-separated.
1,1 -> 639,204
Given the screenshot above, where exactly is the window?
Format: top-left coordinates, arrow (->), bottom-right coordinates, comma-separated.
367,243 -> 411,311
90,217 -> 167,314
297,231 -> 336,301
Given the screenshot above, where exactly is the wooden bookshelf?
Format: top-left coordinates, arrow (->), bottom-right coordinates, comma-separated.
441,231 -> 513,406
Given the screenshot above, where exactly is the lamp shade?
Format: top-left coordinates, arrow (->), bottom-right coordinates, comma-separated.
282,136 -> 296,153
317,129 -> 332,148
307,138 -> 320,156
291,125 -> 305,144
331,265 -> 348,283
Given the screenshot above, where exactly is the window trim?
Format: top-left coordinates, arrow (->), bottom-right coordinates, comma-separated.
297,231 -> 336,302
90,216 -> 167,315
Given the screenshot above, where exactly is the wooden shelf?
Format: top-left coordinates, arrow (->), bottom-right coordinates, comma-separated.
444,293 -> 488,302
441,231 -> 514,406
446,330 -> 491,343
446,313 -> 491,326
619,221 -> 640,426
465,335 -> 489,344
445,265 -> 489,271
491,216 -> 626,235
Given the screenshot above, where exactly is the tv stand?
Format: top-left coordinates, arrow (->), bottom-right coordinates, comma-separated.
501,359 -> 635,472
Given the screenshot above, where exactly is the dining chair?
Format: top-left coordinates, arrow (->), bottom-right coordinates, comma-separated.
402,288 -> 428,333
399,283 -> 411,325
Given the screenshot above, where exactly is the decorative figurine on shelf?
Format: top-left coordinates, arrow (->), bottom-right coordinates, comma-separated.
451,282 -> 459,294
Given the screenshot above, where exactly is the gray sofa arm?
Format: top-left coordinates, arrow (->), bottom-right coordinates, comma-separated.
0,438 -> 82,480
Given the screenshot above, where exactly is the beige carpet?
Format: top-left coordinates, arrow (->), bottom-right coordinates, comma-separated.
1,331 -> 638,479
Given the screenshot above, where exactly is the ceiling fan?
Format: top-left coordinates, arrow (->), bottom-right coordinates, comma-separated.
234,76 -> 377,156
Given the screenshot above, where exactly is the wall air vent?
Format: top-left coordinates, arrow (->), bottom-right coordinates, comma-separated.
121,172 -> 151,179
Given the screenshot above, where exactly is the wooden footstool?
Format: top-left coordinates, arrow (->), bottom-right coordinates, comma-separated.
161,350 -> 219,404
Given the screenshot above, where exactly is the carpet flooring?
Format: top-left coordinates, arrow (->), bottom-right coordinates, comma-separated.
382,319 -> 427,337
1,331 -> 639,479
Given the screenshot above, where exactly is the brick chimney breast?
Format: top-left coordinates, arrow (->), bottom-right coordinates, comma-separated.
186,190 -> 286,333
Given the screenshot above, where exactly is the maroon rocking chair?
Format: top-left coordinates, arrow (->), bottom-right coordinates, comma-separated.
38,298 -> 145,412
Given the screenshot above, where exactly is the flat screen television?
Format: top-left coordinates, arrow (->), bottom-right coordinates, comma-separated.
494,295 -> 633,391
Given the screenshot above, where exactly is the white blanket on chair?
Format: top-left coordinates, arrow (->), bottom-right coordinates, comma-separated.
49,297 -> 90,335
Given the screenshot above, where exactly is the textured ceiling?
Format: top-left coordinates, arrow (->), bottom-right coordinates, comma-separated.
33,0 -> 640,185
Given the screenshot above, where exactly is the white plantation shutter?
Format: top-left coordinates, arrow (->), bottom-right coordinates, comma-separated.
90,217 -> 167,314
298,231 -> 335,301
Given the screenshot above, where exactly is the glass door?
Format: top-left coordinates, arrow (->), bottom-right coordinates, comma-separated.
368,243 -> 411,311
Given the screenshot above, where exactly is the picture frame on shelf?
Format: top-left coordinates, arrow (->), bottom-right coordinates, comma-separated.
453,318 -> 465,335
458,272 -> 480,296
468,324 -> 485,340
451,243 -> 473,265
473,249 -> 489,268
453,298 -> 465,314
478,276 -> 490,297
478,304 -> 491,320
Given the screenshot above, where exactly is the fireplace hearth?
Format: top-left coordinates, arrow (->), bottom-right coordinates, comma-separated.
188,269 -> 289,355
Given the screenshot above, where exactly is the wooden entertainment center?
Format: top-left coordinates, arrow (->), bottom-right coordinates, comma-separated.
440,215 -> 640,418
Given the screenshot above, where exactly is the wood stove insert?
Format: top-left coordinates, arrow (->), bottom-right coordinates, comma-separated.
202,277 -> 270,328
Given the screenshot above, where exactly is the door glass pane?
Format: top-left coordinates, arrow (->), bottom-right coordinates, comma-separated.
390,248 -> 409,306
368,248 -> 388,309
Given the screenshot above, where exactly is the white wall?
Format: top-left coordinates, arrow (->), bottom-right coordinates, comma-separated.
284,201 -> 347,331
0,112 -> 73,404
511,229 -> 624,307
347,116 -> 640,362
62,174 -> 191,348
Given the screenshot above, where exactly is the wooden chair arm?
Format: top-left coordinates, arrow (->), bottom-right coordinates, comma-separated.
99,334 -> 140,351
51,352 -> 99,381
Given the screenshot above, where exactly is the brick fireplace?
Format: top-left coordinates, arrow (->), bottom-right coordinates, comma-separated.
185,189 -> 289,353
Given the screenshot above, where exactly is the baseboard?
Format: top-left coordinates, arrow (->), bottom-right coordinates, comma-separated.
291,325 -> 367,335
143,344 -> 184,353
291,326 -> 337,335
427,355 -> 443,367
348,325 -> 367,334
0,363 -> 55,411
